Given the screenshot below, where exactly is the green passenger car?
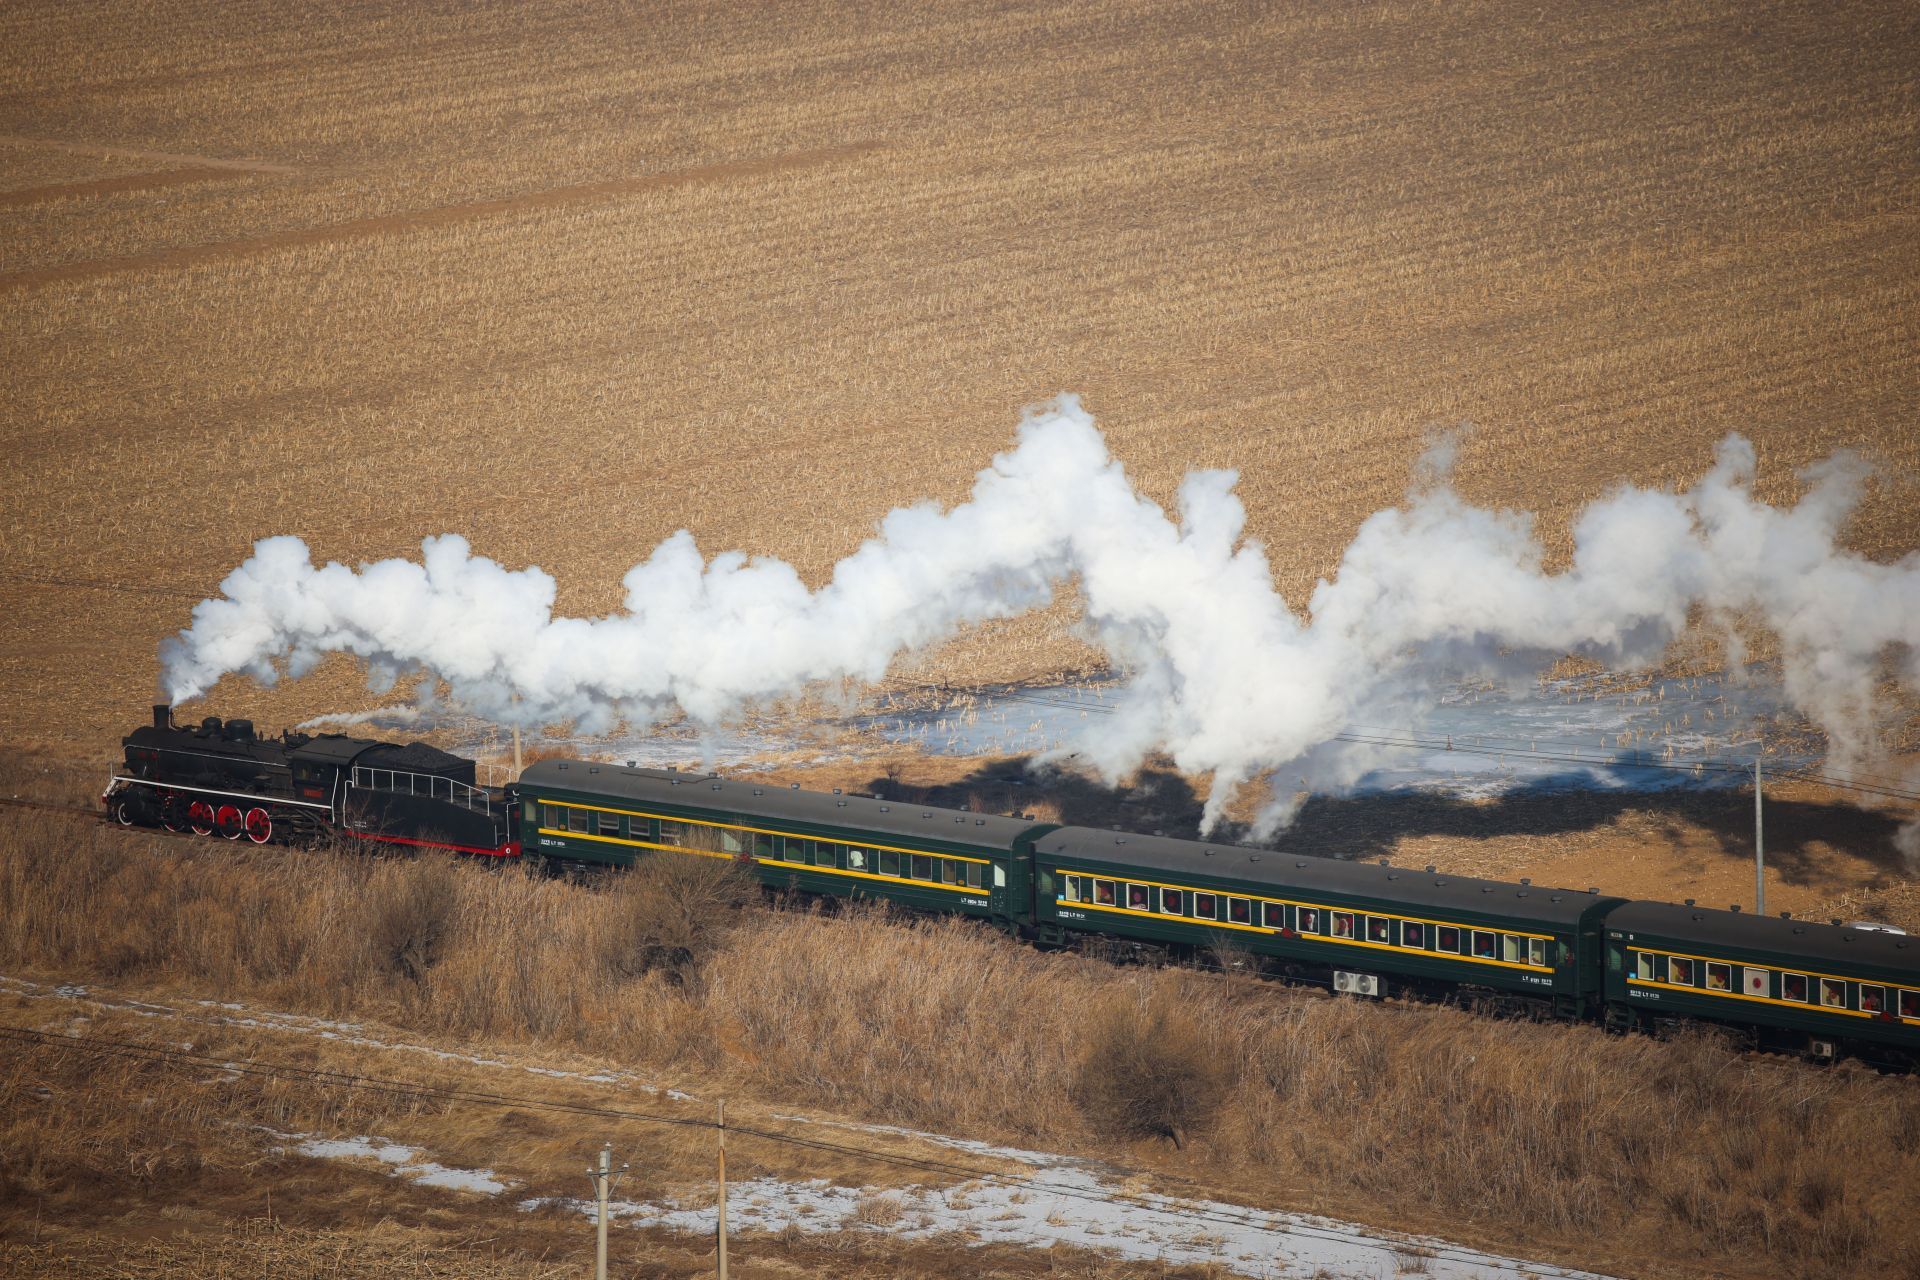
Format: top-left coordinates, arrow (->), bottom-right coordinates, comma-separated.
515,760 -> 1054,929
1033,827 -> 1625,1016
1604,900 -> 1920,1067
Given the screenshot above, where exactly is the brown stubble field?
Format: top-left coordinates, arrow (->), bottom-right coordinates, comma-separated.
0,0 -> 1916,755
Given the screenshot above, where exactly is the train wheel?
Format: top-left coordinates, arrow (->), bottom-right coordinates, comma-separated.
244,807 -> 273,844
160,796 -> 185,832
216,804 -> 243,840
187,800 -> 215,836
114,797 -> 138,826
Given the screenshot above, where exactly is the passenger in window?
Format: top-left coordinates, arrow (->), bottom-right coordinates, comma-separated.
1299,909 -> 1319,933
1860,987 -> 1884,1013
1332,913 -> 1353,938
1900,990 -> 1920,1019
1367,917 -> 1390,943
1094,881 -> 1116,905
1263,903 -> 1284,928
1783,974 -> 1808,1002
1671,958 -> 1694,985
1473,932 -> 1496,959
1195,894 -> 1217,918
847,848 -> 867,871
1820,979 -> 1846,1008
1127,885 -> 1149,910
1437,926 -> 1458,951
1163,890 -> 1183,914
1706,966 -> 1729,991
1062,876 -> 1081,902
1403,923 -> 1424,948
1229,899 -> 1251,924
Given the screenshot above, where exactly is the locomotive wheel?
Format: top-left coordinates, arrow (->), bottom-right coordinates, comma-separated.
187,800 -> 215,836
160,796 -> 185,832
216,804 -> 244,840
244,807 -> 272,844
114,797 -> 138,826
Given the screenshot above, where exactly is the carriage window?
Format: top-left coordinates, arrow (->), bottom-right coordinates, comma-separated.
566,808 -> 589,833
1127,883 -> 1151,911
1820,978 -> 1847,1009
1194,893 -> 1217,920
1366,916 -> 1391,943
942,860 -> 961,885
754,832 -> 774,858
816,843 -> 839,868
844,846 -> 865,870
1162,888 -> 1185,915
720,828 -> 742,854
1264,902 -> 1285,928
1634,951 -> 1656,981
1228,898 -> 1252,925
992,863 -> 1007,889
1671,957 -> 1695,985
1403,921 -> 1425,948
1741,967 -> 1769,997
1093,879 -> 1116,905
1436,925 -> 1459,953
1062,874 -> 1084,902
881,850 -> 903,876
1500,935 -> 1522,963
1900,989 -> 1920,1019
1299,908 -> 1321,934
1705,963 -> 1731,992
793,839 -> 816,863
966,862 -> 983,888
1331,912 -> 1355,939
1472,931 -> 1496,959
1859,985 -> 1887,1014
541,803 -> 563,828
1528,938 -> 1548,968
1782,973 -> 1809,1003
598,812 -> 622,836
910,854 -> 933,881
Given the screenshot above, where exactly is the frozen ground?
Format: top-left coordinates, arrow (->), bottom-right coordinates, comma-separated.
435,665 -> 1816,798
5,972 -> 1616,1279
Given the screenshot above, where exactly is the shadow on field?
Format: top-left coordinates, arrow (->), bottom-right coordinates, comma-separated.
863,757 -> 1912,887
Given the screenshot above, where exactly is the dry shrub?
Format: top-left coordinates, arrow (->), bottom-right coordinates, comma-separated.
367,857 -> 458,984
599,852 -> 757,985
1071,988 -> 1228,1149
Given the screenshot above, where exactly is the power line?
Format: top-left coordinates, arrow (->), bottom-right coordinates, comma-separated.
0,1023 -> 1573,1276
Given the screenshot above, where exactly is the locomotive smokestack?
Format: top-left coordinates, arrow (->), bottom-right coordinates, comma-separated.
152,703 -> 172,731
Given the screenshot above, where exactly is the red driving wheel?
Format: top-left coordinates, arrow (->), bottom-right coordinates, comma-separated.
244,807 -> 273,844
187,800 -> 216,836
216,804 -> 244,840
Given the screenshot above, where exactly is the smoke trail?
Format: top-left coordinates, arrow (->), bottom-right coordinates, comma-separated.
161,395 -> 1920,834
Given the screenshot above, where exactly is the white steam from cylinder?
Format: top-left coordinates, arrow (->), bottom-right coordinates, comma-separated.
160,395 -> 1920,837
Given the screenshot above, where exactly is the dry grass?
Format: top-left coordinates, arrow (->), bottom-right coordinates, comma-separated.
3,806 -> 1918,1277
1,0 -> 1916,755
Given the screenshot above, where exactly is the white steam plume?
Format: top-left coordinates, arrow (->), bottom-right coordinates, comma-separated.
161,395 -> 1920,834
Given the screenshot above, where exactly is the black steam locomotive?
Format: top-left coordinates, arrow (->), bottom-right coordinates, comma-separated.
105,705 -> 515,855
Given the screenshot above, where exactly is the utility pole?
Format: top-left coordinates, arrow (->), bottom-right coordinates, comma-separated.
1754,756 -> 1766,916
585,1142 -> 627,1280
716,1100 -> 729,1280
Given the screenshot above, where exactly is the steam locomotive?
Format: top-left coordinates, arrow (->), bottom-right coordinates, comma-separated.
106,705 -> 514,855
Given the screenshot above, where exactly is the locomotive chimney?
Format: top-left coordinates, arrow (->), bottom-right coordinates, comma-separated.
152,704 -> 172,731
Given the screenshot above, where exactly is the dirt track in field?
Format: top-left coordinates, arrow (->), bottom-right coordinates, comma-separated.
0,141 -> 881,291
0,132 -> 302,174
0,165 -> 256,208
